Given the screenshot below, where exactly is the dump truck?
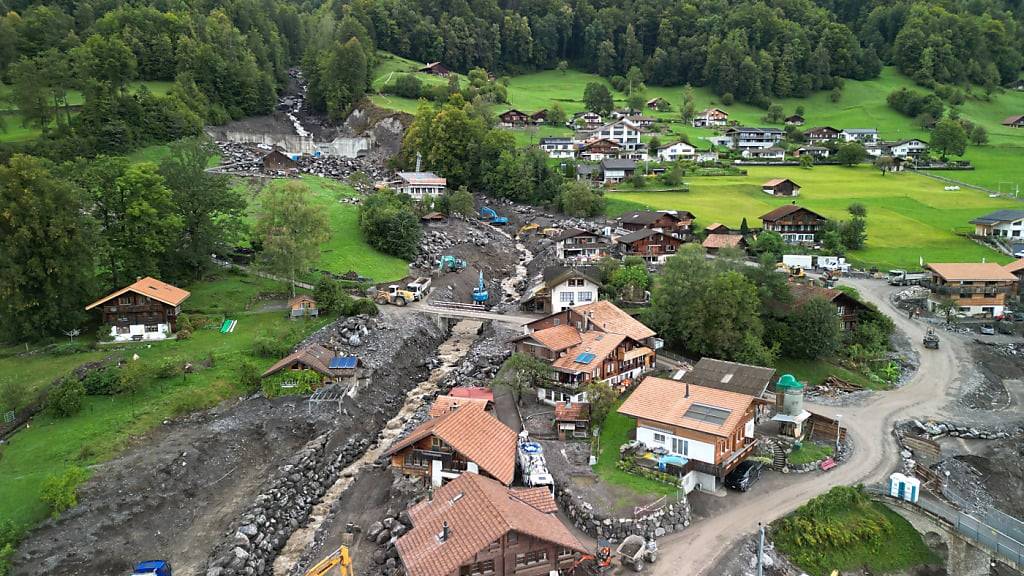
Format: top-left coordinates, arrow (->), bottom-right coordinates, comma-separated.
374,285 -> 416,306
888,269 -> 928,286
129,561 -> 172,576
406,277 -> 431,301
616,536 -> 658,572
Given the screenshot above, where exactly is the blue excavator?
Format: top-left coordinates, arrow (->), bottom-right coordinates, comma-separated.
472,271 -> 489,305
479,207 -> 509,226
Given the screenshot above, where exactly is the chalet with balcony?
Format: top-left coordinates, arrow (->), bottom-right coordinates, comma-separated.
742,146 -> 785,160
392,172 -> 446,200
385,403 -> 518,487
693,108 -> 728,128
513,301 -> 660,404
656,141 -> 696,162
591,119 -> 642,150
554,229 -> 609,262
539,137 -> 576,159
840,128 -> 879,144
616,228 -> 683,263
925,263 -> 1018,317
395,473 -> 587,576
578,138 -> 621,161
784,114 -> 805,126
86,277 -> 190,342
760,204 -> 829,244
804,126 -> 840,144
574,111 -> 603,129
499,109 -> 530,128
888,139 -> 928,158
762,178 -> 801,197
719,127 -> 784,151
794,145 -> 830,159
618,376 -> 758,493
288,294 -> 318,318
617,210 -> 695,236
969,209 -> 1024,239
519,266 -> 602,314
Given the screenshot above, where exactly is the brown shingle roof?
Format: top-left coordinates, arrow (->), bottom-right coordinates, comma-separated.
1002,115 -> 1024,125
554,401 -> 590,422
428,396 -> 490,418
384,406 -> 518,485
759,204 -> 826,222
618,376 -> 755,437
702,234 -> 745,249
926,263 -> 1018,282
260,344 -> 336,378
523,324 -> 583,352
552,332 -> 627,373
397,474 -> 586,576
1004,259 -> 1024,274
682,358 -> 775,398
86,277 -> 190,310
288,294 -> 316,307
574,300 -> 656,341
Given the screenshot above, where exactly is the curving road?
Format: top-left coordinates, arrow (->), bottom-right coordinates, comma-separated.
652,277 -> 973,575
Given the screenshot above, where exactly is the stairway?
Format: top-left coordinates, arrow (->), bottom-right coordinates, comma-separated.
770,441 -> 787,470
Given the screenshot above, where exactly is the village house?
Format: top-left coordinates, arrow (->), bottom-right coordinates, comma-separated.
519,266 -> 602,314
925,263 -> 1018,317
530,110 -> 548,124
786,283 -> 870,332
385,403 -> 518,487
592,119 -> 643,150
513,301 -> 660,404
696,150 -> 720,163
616,210 -> 695,236
609,108 -> 637,120
702,233 -> 747,254
715,127 -> 784,151
618,376 -> 758,493
741,146 -> 785,161
574,164 -> 596,182
646,97 -> 669,109
760,204 -> 829,244
794,145 -> 830,159
704,222 -> 731,235
394,473 -> 587,576
969,209 -> 1024,239
539,137 -> 577,159
888,139 -> 929,158
840,128 -> 879,144
804,126 -> 841,144
573,111 -> 603,129
288,294 -> 318,318
682,358 -> 776,399
599,158 -> 636,183
616,228 -> 683,264
392,171 -> 447,200
627,115 -> 656,128
578,138 -> 621,161
1005,259 -> 1024,294
762,178 -> 801,197
656,141 -> 696,162
1001,115 -> 1024,128
554,229 -> 609,262
784,114 -> 805,126
418,62 -> 451,77
428,395 -> 493,418
554,401 -> 590,440
693,107 -> 729,128
86,277 -> 190,342
499,109 -> 530,128
262,150 -> 298,172
260,344 -> 362,386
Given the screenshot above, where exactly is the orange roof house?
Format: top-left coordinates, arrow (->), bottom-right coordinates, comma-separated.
702,234 -> 747,252
395,473 -> 586,576
385,405 -> 518,486
925,262 -> 1018,317
86,277 -> 190,342
428,395 -> 492,418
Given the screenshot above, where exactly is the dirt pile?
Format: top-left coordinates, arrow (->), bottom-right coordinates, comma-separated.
416,220 -> 519,306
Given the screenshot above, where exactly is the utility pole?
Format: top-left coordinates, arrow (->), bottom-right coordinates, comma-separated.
757,522 -> 765,576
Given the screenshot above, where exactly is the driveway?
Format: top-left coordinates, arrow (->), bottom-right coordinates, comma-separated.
652,277 -> 972,575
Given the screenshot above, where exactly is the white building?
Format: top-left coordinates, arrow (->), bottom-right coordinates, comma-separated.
539,137 -> 577,159
656,141 -> 696,162
692,107 -> 729,128
592,119 -> 643,150
392,172 -> 446,200
969,210 -> 1024,238
889,139 -> 928,158
741,146 -> 785,160
600,158 -> 636,183
840,128 -> 879,144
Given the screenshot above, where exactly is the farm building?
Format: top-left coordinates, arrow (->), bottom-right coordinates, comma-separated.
288,294 -> 318,318
704,222 -> 732,235
86,277 -> 190,342
391,171 -> 446,200
1002,115 -> 1024,128
925,263 -> 1018,317
262,150 -> 298,172
760,204 -> 829,244
702,233 -> 747,253
530,109 -> 548,124
762,178 -> 801,197
646,97 -> 669,109
682,358 -> 775,399
784,115 -> 805,126
418,62 -> 451,77
261,344 -> 362,386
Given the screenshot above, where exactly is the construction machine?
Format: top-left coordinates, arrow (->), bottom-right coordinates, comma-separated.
561,540 -> 613,576
923,329 -> 940,349
472,271 -> 489,305
479,207 -> 509,226
374,285 -> 415,306
437,255 -> 467,273
518,223 -> 540,236
305,546 -> 352,576
406,277 -> 431,301
128,561 -> 172,576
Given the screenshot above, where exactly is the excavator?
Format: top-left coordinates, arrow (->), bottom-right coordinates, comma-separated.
437,255 -> 467,273
305,546 -> 352,576
561,540 -> 613,576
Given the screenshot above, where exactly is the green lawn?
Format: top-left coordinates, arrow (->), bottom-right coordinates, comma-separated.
606,165 -> 1018,270
787,442 -> 834,466
594,404 -> 679,497
0,347 -> 108,410
182,272 -> 304,315
773,486 -> 939,576
774,357 -> 883,390
0,274 -> 332,533
256,176 -> 410,282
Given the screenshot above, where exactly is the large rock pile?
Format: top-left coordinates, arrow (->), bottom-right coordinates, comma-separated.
413,226 -> 496,270
912,419 -> 1020,440
362,513 -> 414,576
555,483 -> 691,541
205,435 -> 367,576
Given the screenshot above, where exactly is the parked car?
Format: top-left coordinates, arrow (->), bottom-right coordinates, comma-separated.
979,324 -> 996,335
724,460 -> 764,492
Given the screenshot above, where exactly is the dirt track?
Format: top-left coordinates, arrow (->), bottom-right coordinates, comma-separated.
653,277 -> 971,576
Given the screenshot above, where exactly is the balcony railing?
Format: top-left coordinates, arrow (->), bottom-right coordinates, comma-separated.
404,449 -> 468,473
925,282 -> 1013,296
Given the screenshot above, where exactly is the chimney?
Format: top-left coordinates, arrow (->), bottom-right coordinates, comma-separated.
440,521 -> 450,542
685,380 -> 690,398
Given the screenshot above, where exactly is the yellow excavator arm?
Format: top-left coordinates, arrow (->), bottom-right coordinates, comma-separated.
305,546 -> 352,576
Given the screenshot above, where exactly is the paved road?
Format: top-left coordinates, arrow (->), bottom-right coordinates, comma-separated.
652,277 -> 972,575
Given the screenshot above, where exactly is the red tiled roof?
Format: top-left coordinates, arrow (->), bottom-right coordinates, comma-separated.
86,277 -> 190,310
428,396 -> 490,418
397,474 -> 586,576
448,387 -> 494,402
552,332 -> 626,373
1004,259 -> 1024,274
554,401 -> 590,422
618,376 -> 755,438
384,406 -> 518,485
574,300 -> 656,341
525,324 -> 584,352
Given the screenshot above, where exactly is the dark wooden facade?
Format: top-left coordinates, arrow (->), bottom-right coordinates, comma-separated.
619,231 -> 682,258
454,531 -> 577,576
99,292 -> 181,334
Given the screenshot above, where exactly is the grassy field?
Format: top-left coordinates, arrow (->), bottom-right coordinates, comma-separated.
774,357 -> 882,390
786,442 -> 834,466
0,273 -> 329,533
773,486 -> 939,576
253,176 -> 409,282
606,165 -> 1019,270
594,403 -> 679,498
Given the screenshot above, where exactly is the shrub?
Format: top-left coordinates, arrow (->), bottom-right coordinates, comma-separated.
261,370 -> 319,398
721,92 -> 735,105
170,390 -> 218,416
50,341 -> 94,356
345,298 -> 379,316
81,367 -> 120,395
0,379 -> 25,413
175,328 -> 192,341
237,360 -> 262,392
252,335 -> 291,358
46,378 -> 86,418
176,313 -> 194,333
156,358 -> 181,379
40,466 -> 89,518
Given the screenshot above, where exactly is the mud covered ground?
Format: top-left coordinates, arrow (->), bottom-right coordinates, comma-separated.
12,311 -> 449,576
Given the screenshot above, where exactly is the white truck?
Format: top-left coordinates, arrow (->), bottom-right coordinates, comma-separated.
782,254 -> 814,269
888,269 -> 929,286
817,256 -> 849,272
405,277 -> 432,301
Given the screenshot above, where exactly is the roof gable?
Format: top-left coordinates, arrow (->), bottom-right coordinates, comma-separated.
86,277 -> 191,310
760,204 -> 827,222
618,377 -> 755,437
574,300 -> 656,341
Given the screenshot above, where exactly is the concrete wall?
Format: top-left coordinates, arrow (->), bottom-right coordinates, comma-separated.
884,500 -> 990,576
208,129 -> 372,158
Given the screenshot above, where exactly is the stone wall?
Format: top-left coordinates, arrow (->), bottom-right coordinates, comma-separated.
554,481 -> 691,541
204,434 -> 368,576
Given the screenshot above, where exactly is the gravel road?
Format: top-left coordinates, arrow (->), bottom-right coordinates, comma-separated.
652,277 -> 972,575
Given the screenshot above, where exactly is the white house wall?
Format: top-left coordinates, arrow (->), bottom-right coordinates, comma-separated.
636,425 -> 716,464
551,279 -> 599,311
110,323 -> 171,342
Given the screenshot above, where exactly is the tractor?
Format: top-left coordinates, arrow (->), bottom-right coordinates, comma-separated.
374,285 -> 416,306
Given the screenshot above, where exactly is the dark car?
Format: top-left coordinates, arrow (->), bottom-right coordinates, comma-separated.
724,460 -> 764,492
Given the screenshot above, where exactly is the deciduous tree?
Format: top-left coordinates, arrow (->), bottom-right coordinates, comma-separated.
254,181 -> 330,296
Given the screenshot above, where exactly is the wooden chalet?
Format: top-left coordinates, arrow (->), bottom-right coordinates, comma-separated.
262,150 -> 298,172
418,62 -> 451,77
616,210 -> 695,236
760,204 -> 828,244
616,228 -> 683,263
86,277 -> 190,342
554,401 -> 590,440
762,178 -> 801,197
288,294 -> 318,318
261,344 -> 362,385
702,234 -> 747,253
499,109 -> 530,128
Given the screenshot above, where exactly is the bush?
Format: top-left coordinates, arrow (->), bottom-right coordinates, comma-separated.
261,370 -> 319,397
175,328 -> 192,341
46,378 -> 86,418
345,298 -> 379,316
721,92 -> 735,105
40,466 -> 89,518
238,360 -> 262,392
50,341 -> 94,356
252,334 -> 292,358
176,313 -> 194,333
81,367 -> 120,395
0,379 -> 25,413
156,358 -> 181,379
170,390 -> 218,416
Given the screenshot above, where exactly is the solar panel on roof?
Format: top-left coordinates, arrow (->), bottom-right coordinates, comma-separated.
683,403 -> 732,426
575,352 -> 596,364
329,356 -> 358,369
